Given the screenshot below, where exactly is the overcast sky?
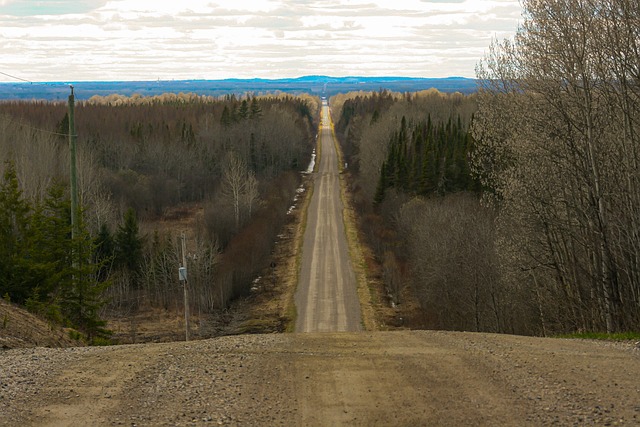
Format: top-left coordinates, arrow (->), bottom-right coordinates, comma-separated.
0,0 -> 522,82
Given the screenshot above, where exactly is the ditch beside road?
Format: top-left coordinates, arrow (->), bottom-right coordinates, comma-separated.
295,102 -> 361,333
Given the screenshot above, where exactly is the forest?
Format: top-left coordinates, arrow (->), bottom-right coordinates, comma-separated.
0,92 -> 319,341
2,0 -> 639,341
333,0 -> 640,335
331,90 -> 520,333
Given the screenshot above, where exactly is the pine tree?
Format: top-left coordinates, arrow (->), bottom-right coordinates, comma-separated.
25,182 -> 110,339
371,109 -> 380,124
374,161 -> 389,205
250,97 -> 262,119
237,100 -> 249,120
94,223 -> 115,282
64,212 -> 110,341
220,105 -> 232,127
56,112 -> 69,139
27,183 -> 73,304
0,162 -> 32,303
115,208 -> 143,284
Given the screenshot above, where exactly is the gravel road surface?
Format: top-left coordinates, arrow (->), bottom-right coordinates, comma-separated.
295,101 -> 361,333
2,331 -> 638,426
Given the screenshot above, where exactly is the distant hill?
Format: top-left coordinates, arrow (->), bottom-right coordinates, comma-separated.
0,76 -> 477,101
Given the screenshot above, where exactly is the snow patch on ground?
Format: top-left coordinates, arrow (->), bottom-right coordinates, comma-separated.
304,149 -> 316,174
251,276 -> 262,292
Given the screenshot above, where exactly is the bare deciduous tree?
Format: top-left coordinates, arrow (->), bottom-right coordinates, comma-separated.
222,152 -> 248,231
472,0 -> 640,333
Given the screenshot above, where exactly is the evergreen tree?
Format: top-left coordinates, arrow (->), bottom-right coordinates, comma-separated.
115,208 -> 143,284
237,100 -> 249,120
56,112 -> 69,139
64,211 -> 110,341
94,223 -> 115,282
27,183 -> 73,303
375,113 -> 477,201
0,162 -> 32,303
370,109 -> 380,125
374,161 -> 389,205
220,105 -> 232,127
249,98 -> 262,119
25,182 -> 110,339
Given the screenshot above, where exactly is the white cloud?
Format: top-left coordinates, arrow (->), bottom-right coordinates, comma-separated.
0,0 -> 522,81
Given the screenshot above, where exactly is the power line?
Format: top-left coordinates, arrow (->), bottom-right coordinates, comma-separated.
0,70 -> 71,87
2,116 -> 73,137
0,71 -> 33,83
0,71 -> 76,137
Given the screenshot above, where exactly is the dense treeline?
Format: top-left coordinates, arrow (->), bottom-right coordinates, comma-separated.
0,92 -> 318,339
473,0 -> 640,333
0,165 -> 108,340
334,0 -> 640,335
373,114 -> 477,203
332,90 -> 526,333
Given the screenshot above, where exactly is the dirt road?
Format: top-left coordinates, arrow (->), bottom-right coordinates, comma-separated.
2,331 -> 638,426
295,101 -> 361,333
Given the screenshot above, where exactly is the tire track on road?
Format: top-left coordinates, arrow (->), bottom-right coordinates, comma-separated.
295,101 -> 361,332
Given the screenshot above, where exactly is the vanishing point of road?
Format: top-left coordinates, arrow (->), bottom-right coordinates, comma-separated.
295,100 -> 362,333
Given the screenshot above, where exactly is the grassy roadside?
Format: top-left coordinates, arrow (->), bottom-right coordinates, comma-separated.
328,109 -> 379,332
281,175 -> 314,332
231,130 -> 318,335
279,123 -> 321,332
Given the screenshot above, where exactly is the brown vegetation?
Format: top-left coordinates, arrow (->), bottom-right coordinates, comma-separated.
473,0 -> 640,333
331,0 -> 640,336
0,92 -> 319,340
0,299 -> 82,349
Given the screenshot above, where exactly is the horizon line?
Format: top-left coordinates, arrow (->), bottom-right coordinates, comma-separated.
0,75 -> 476,85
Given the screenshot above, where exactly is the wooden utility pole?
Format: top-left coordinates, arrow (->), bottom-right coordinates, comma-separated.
180,232 -> 190,341
68,85 -> 78,240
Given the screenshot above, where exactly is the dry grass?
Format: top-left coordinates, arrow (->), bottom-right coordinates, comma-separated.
329,117 -> 380,331
0,299 -> 83,349
226,173 -> 313,335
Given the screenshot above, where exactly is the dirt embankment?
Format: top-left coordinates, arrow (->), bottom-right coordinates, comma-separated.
0,300 -> 82,350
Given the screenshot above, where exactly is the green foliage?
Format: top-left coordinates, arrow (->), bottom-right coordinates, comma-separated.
90,336 -> 113,346
25,289 -> 63,325
63,224 -> 111,340
0,162 -> 32,303
56,112 -> 69,138
115,208 -> 143,280
220,105 -> 232,127
94,223 -> 115,282
68,329 -> 83,341
237,99 -> 249,120
0,168 -> 111,339
375,115 -> 478,203
250,97 -> 262,119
